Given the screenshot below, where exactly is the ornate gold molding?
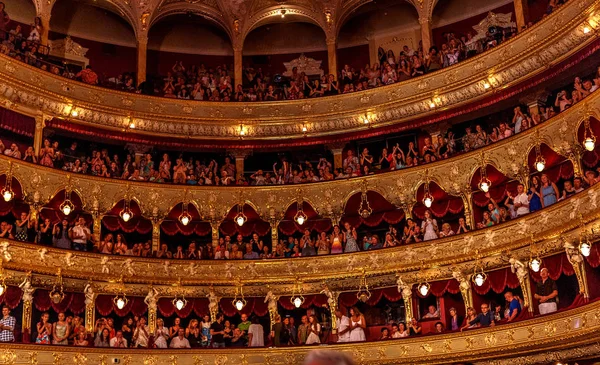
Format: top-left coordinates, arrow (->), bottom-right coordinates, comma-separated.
0,0 -> 597,140
2,299 -> 600,364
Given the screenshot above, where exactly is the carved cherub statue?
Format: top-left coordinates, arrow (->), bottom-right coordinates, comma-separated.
264,290 -> 279,313
144,286 -> 159,311
207,287 -> 219,320
163,260 -> 170,275
83,283 -> 94,306
19,274 -> 34,303
320,283 -> 336,308
0,242 -> 11,262
224,263 -> 234,279
64,252 -> 75,267
509,257 -> 528,282
123,258 -> 135,276
100,256 -> 110,274
38,248 -> 47,262
246,262 -> 259,277
564,242 -> 583,265
396,276 -> 412,299
452,270 -> 471,293
185,262 -> 197,276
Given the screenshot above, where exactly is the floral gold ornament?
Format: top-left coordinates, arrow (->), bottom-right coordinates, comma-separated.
1,162 -> 13,202
583,118 -> 596,151
290,277 -> 305,308
0,261 -> 6,296
232,279 -> 246,311
280,8 -> 287,18
49,268 -> 64,304
356,269 -> 371,302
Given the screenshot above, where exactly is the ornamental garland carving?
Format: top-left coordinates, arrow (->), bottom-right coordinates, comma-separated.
0,90 -> 599,293
1,302 -> 600,364
0,0 -> 596,140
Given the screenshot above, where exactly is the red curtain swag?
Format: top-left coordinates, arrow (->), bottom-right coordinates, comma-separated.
95,295 -> 147,317
0,107 -> 35,137
415,279 -> 460,298
472,267 -> 520,295
102,216 -> 153,234
413,182 -> 464,219
161,221 -> 212,236
278,219 -> 332,235
218,297 -> 269,318
220,204 -> 270,237
0,286 -> 22,309
530,253 -> 575,282
157,298 -> 210,318
0,175 -> 26,218
33,290 -> 85,314
277,294 -> 329,311
341,191 -> 406,228
586,243 -> 600,268
472,181 -> 519,208
38,190 -> 92,224
338,287 -> 403,308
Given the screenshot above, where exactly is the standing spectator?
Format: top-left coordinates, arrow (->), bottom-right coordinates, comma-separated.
209,313 -> 226,348
335,309 -> 351,343
0,306 -> 15,342
70,217 -> 90,251
297,315 -> 309,345
110,330 -> 128,348
512,183 -> 530,217
504,291 -> 521,322
0,3 -> 9,32
247,316 -> 264,347
132,317 -> 149,348
534,268 -> 559,314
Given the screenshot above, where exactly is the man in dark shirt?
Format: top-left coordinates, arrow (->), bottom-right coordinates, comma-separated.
463,303 -> 495,330
535,268 -> 559,314
504,291 -> 521,322
210,313 -> 226,348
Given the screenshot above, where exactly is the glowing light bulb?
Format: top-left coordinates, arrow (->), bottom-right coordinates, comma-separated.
483,82 -> 491,90
122,211 -> 131,222
480,181 -> 490,193
529,258 -> 541,273
302,125 -> 307,132
580,242 -> 591,257
116,298 -> 125,309
236,215 -> 245,226
181,215 -> 190,226
474,273 -> 485,287
293,297 -> 303,308
296,215 -> 305,225
535,160 -> 545,172
175,299 -> 185,310
584,137 -> 595,151
71,110 -> 78,117
2,190 -> 13,202
363,118 -> 369,125
0,284 -> 5,296
429,102 -> 436,109
129,123 -> 135,129
423,197 -> 433,208
418,284 -> 429,297
62,205 -> 72,216
584,26 -> 591,34
235,300 -> 244,311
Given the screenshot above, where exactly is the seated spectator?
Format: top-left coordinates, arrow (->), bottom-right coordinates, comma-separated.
504,291 -> 521,322
76,66 -> 98,85
110,330 -> 128,348
170,328 -> 191,348
423,305 -> 440,319
463,303 -> 495,330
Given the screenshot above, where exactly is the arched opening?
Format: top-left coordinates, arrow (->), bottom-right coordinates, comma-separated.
101,199 -> 153,254
159,202 -> 212,257
147,13 -> 234,98
469,164 -> 517,224
413,181 -> 464,239
338,0 -> 419,68
241,20 -> 327,96
219,203 -> 271,258
49,0 -> 136,79
526,143 -> 574,210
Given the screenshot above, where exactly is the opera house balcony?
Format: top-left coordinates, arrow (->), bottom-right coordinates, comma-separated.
1,0 -> 600,363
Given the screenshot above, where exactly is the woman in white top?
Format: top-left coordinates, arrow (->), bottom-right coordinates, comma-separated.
305,315 -> 321,345
349,307 -> 367,342
421,210 -> 439,241
154,319 -> 169,348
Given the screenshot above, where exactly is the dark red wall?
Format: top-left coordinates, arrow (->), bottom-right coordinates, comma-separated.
146,49 -> 234,78
337,44 -> 370,73
432,3 -> 515,48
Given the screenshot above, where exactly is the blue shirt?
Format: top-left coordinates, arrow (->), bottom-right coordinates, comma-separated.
469,312 -> 494,327
508,298 -> 521,318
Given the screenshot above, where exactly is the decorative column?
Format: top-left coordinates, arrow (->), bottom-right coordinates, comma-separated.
419,17 -> 433,53
270,219 -> 280,245
511,261 -> 534,314
151,220 -> 161,253
565,246 -> 590,298
461,191 -> 475,231
35,0 -> 52,46
234,47 -> 243,87
567,144 -> 585,178
92,214 -> 103,244
368,36 -> 378,67
513,0 -> 530,31
20,274 -> 34,343
33,114 -> 46,157
136,36 -> 148,86
327,143 -> 346,171
84,285 -> 95,334
326,38 -> 338,79
452,270 -> 474,313
146,287 -> 158,334
228,149 -> 252,181
210,220 -> 220,247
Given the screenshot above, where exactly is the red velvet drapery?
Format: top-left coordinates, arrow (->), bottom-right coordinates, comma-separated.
0,286 -> 22,309
0,175 -> 27,218
530,253 -> 575,282
277,294 -> 329,311
278,202 -> 332,235
586,242 -> 600,268
415,279 -> 460,298
338,287 -> 403,309
218,297 -> 269,317
579,117 -> 600,168
39,189 -> 91,224
157,298 -> 210,318
219,204 -> 270,237
33,289 -> 86,314
0,108 -> 35,137
527,145 -> 574,182
160,203 -> 212,236
413,182 -> 464,219
102,199 -> 153,234
472,267 -> 520,295
341,191 -> 405,228
95,295 -> 147,317
471,165 -> 518,208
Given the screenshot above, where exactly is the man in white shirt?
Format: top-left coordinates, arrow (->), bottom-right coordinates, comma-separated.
132,317 -> 149,348
512,184 -> 530,217
423,305 -> 440,319
170,328 -> 191,348
335,309 -> 351,343
247,317 -> 264,347
70,217 -> 91,251
110,331 -> 128,348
